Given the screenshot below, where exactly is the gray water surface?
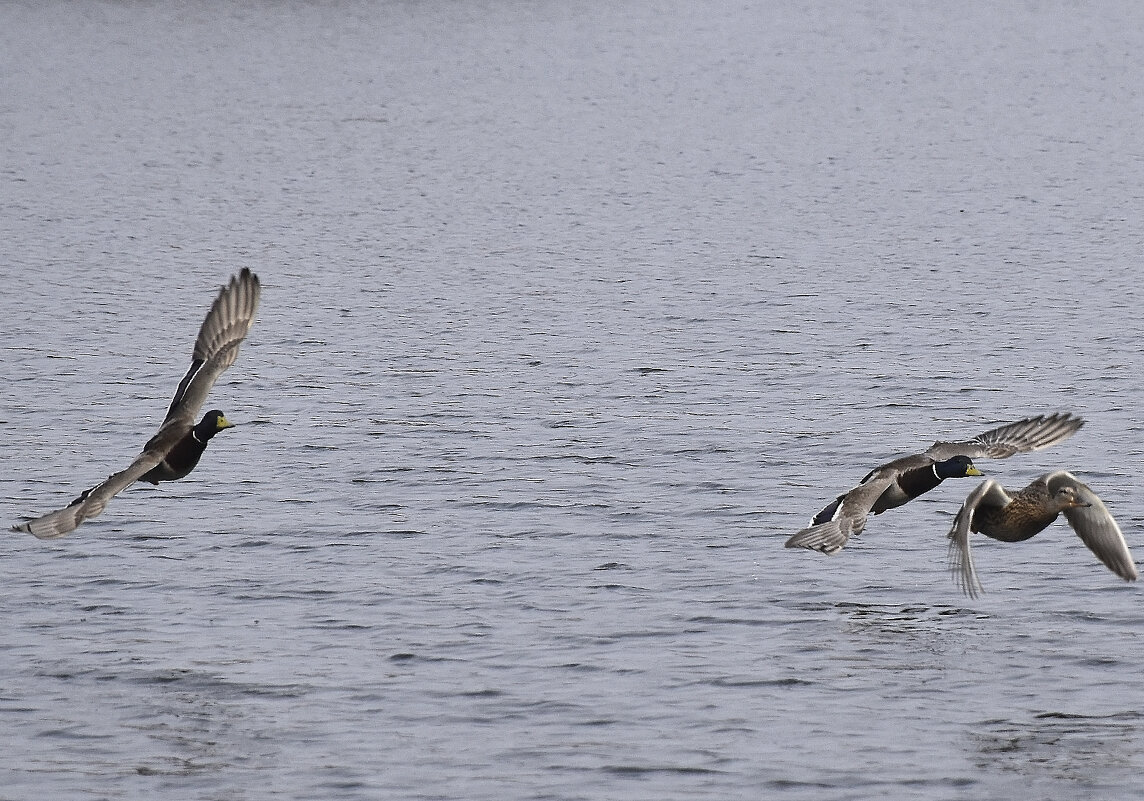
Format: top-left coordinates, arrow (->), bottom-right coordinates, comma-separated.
4,2 -> 1144,799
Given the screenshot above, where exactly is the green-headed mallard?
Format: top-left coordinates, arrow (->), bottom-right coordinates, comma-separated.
947,470 -> 1137,598
785,413 -> 1084,554
13,268 -> 261,539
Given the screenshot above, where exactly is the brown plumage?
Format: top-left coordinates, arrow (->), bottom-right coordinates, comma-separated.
13,269 -> 261,539
948,470 -> 1137,598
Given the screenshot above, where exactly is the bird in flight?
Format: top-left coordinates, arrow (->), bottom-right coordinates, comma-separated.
785,413 -> 1084,555
947,470 -> 1137,598
14,268 -> 261,539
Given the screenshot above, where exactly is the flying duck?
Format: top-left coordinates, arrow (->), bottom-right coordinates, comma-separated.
947,470 -> 1137,598
13,268 -> 261,539
785,413 -> 1084,555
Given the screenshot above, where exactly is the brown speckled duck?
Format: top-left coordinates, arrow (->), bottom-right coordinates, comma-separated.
13,269 -> 261,539
947,470 -> 1137,598
785,413 -> 1085,555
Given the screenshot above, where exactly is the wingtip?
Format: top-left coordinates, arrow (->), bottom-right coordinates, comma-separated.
1111,558 -> 1138,583
13,519 -> 59,539
785,522 -> 848,555
979,412 -> 1086,457
947,556 -> 985,599
1034,411 -> 1085,437
12,520 -> 59,539
235,267 -> 261,294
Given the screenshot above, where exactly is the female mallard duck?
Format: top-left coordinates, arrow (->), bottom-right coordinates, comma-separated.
947,471 -> 1137,598
785,413 -> 1084,555
13,268 -> 261,539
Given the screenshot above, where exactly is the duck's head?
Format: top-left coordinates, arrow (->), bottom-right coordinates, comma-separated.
193,410 -> 236,442
935,455 -> 985,479
1053,485 -> 1092,511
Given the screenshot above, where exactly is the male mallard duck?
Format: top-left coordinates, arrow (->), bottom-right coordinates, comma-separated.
13,268 -> 261,539
785,413 -> 1084,555
947,470 -> 1137,598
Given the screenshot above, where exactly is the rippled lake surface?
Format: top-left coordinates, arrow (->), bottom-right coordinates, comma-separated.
5,2 -> 1144,799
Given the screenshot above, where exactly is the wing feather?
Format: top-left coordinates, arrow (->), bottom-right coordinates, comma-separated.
12,449 -> 166,539
947,479 -> 1012,599
927,413 -> 1083,461
1046,471 -> 1138,582
163,268 -> 261,422
786,472 -> 897,554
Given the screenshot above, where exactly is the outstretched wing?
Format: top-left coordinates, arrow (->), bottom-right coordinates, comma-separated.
1045,471 -> 1138,582
12,447 -> 168,539
927,413 -> 1083,461
786,471 -> 898,554
947,479 -> 1012,599
163,268 -> 261,424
